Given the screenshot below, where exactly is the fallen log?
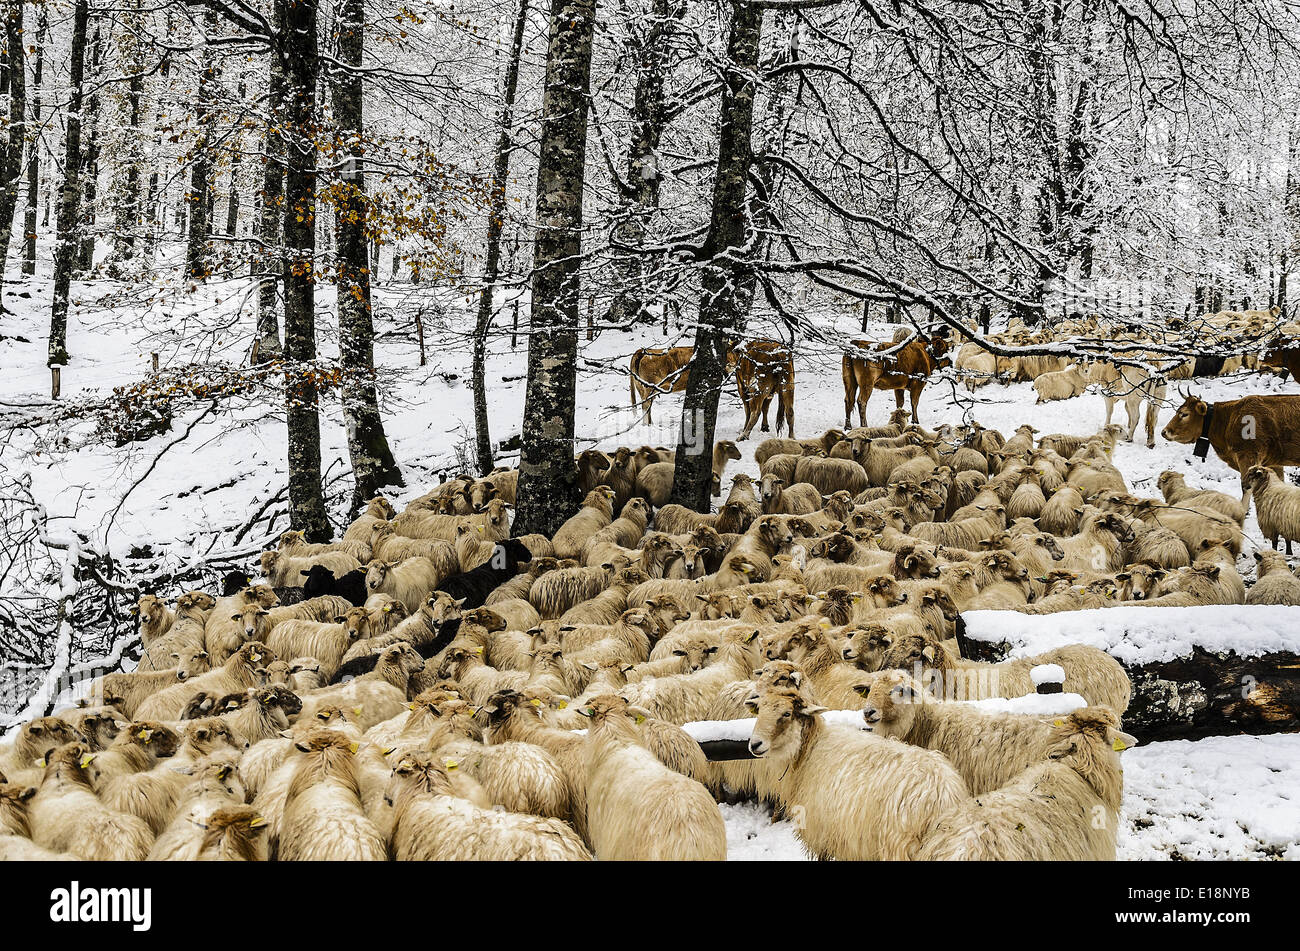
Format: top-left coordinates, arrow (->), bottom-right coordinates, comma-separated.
960,606 -> 1300,742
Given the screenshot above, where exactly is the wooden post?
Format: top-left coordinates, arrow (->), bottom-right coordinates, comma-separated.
586,295 -> 594,342
51,366 -> 61,399
414,309 -> 426,366
151,352 -> 159,373
511,298 -> 519,349
860,298 -> 869,333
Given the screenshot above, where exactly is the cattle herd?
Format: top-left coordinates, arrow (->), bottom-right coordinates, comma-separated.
3,313 -> 1300,861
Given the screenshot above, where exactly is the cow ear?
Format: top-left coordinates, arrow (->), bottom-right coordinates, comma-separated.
1194,400 -> 1208,416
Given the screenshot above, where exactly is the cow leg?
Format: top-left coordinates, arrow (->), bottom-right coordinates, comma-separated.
857,386 -> 872,428
760,388 -> 774,432
1124,397 -> 1140,442
1143,399 -> 1159,449
781,382 -> 795,437
909,384 -> 923,424
842,357 -> 857,429
1103,396 -> 1114,427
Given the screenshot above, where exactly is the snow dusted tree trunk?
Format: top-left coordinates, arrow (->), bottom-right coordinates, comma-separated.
76,27 -> 102,275
48,0 -> 88,368
107,0 -> 146,273
255,0 -> 287,360
333,0 -> 403,514
186,13 -> 218,281
669,0 -> 761,511
280,0 -> 331,541
606,0 -> 678,327
21,7 -> 43,276
473,0 -> 530,476
512,0 -> 598,538
0,0 -> 24,299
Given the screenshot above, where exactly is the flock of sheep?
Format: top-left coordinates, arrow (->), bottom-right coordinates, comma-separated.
3,382 -> 1296,860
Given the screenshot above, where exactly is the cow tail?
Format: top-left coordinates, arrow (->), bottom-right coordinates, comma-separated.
629,350 -> 643,408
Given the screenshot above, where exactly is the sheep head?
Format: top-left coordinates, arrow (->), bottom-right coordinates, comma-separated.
746,687 -> 826,759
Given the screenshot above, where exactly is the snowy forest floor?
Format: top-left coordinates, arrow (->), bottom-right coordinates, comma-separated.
2,271 -> 1298,860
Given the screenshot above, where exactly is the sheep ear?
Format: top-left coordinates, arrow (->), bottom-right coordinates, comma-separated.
1111,731 -> 1139,752
798,703 -> 829,718
334,615 -> 347,624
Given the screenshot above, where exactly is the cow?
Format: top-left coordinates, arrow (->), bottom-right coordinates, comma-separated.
1161,392 -> 1300,495
841,331 -> 951,428
728,339 -> 795,441
629,346 -> 694,425
1085,360 -> 1168,449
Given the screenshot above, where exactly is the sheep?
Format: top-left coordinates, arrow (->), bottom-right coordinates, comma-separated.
917,706 -> 1133,860
0,716 -> 84,786
145,756 -> 250,860
342,496 -> 397,542
861,670 -> 1063,794
265,618 -> 361,683
1037,425 -> 1122,461
191,806 -> 271,861
1245,465 -> 1300,555
392,497 -> 512,542
277,729 -> 386,861
879,633 -> 1131,712
1131,498 -> 1242,558
652,503 -> 719,536
910,504 -> 1006,550
136,642 -> 276,721
1033,363 -> 1089,403
137,590 -> 217,672
552,487 -> 617,560
791,455 -> 869,497
365,556 -> 446,613
260,549 -> 361,590
84,647 -> 211,719
385,750 -> 591,861
577,694 -> 725,860
633,532 -> 683,579
1247,550 -> 1300,605
299,644 -> 425,728
134,594 -> 175,650
758,474 -> 821,516
0,782 -> 75,860
529,564 -> 613,620
66,707 -> 129,752
436,537 -> 534,609
28,742 -> 156,860
743,685 -> 969,860
277,529 -> 371,563
1058,512 -> 1134,573
1157,470 -> 1248,524
368,521 -> 459,571
618,629 -> 757,724
582,497 -> 652,566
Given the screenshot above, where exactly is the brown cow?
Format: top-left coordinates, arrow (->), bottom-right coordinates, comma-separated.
629,346 -> 693,424
1161,392 -> 1300,493
841,332 -> 952,428
728,339 -> 795,441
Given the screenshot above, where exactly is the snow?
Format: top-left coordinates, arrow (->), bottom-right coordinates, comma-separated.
1030,663 -> 1065,686
961,691 -> 1088,715
963,605 -> 1300,665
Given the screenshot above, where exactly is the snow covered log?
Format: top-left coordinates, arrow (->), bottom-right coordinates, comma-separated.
959,606 -> 1300,742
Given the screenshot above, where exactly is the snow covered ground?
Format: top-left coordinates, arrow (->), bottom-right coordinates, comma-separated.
3,271 -> 1299,859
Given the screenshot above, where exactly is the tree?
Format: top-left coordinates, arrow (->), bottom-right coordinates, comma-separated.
20,6 -> 44,276
332,0 -> 403,512
512,0 -> 599,538
279,0 -> 331,540
186,12 -> 219,281
472,0 -> 531,476
0,0 -> 24,301
48,0 -> 89,369
254,0 -> 287,360
669,0 -> 762,511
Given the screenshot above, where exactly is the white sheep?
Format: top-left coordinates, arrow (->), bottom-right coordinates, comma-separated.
1245,465 -> 1300,556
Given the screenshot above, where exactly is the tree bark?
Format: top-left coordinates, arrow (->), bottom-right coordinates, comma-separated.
48,0 -> 88,367
278,0 -> 331,541
20,6 -> 43,275
332,0 -> 403,514
186,14 -> 218,281
472,0 -> 530,476
606,0 -> 679,327
75,26 -> 101,274
512,0 -> 598,538
0,0 -> 24,299
108,1 -> 145,272
669,0 -> 762,512
255,0 -> 287,359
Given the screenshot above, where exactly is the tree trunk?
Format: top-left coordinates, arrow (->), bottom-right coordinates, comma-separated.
512,0 -> 598,538
186,14 -> 218,281
108,1 -> 145,272
669,0 -> 762,511
255,0 -> 287,360
48,0 -> 88,367
0,0 -> 25,301
333,0 -> 403,514
606,0 -> 678,327
473,0 -> 530,476
76,27 -> 101,274
279,0 -> 331,541
20,7 -> 43,275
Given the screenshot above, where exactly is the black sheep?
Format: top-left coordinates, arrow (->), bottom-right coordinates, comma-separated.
221,570 -> 253,597
302,564 -> 368,606
328,617 -> 462,685
435,538 -> 532,609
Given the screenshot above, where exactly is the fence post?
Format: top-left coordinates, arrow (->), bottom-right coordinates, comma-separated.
51,366 -> 61,399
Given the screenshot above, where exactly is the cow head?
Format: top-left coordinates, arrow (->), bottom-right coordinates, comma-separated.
1161,394 -> 1209,444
